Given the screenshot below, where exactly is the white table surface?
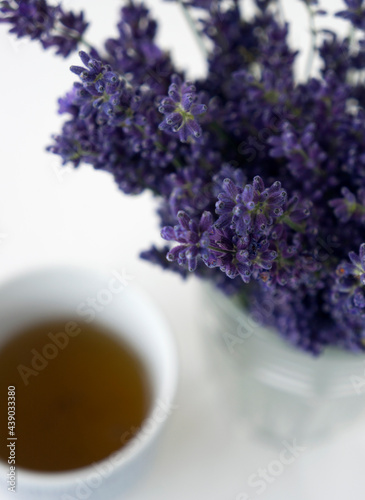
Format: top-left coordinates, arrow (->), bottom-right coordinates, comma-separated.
1,1 -> 365,499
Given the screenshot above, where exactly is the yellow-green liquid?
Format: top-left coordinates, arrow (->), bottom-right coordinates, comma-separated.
0,320 -> 151,472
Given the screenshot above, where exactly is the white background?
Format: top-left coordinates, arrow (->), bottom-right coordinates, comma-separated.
2,1 -> 365,499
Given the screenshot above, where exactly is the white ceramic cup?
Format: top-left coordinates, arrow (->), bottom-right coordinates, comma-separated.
0,267 -> 178,500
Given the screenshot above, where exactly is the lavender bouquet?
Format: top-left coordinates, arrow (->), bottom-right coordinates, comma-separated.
2,0 -> 365,355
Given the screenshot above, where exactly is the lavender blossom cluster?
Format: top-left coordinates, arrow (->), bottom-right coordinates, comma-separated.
2,0 -> 365,354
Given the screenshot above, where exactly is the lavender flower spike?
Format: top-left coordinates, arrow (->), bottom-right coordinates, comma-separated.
11,0 -> 365,353
158,75 -> 207,143
0,0 -> 89,57
161,210 -> 214,272
331,244 -> 365,326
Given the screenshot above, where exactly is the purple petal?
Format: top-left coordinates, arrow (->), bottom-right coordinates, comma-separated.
199,211 -> 213,232
168,83 -> 180,102
161,226 -> 176,241
177,211 -> 191,230
222,178 -> 238,199
178,124 -> 189,142
190,103 -> 207,115
360,243 -> 365,267
166,112 -> 183,126
186,119 -> 202,138
253,176 -> 265,193
167,245 -> 186,262
79,50 -> 90,66
349,251 -> 361,268
181,92 -> 194,111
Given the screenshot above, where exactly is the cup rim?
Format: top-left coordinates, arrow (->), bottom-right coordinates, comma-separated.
0,265 -> 179,487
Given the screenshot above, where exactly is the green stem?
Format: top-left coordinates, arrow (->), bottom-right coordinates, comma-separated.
276,0 -> 286,23
207,245 -> 234,254
79,38 -> 94,51
281,216 -> 306,233
177,0 -> 208,58
54,25 -> 94,52
304,2 -> 317,79
348,25 -> 356,48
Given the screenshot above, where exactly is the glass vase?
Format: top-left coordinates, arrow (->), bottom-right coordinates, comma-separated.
200,284 -> 365,442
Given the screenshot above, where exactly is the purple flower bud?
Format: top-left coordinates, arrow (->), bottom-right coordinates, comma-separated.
161,226 -> 175,241
158,75 -> 208,143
